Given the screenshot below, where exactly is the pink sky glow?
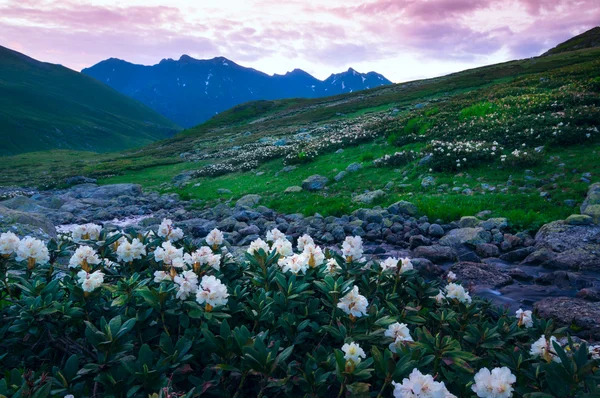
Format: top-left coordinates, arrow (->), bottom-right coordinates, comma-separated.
0,0 -> 598,82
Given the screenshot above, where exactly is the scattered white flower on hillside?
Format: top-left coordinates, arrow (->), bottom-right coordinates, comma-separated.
380,257 -> 398,271
516,308 -> 533,328
247,238 -> 270,255
184,246 -> 221,270
174,270 -> 198,300
266,228 -> 286,242
589,345 -> 600,360
472,367 -> 516,398
116,238 -> 146,263
157,219 -> 184,242
392,368 -> 456,398
205,228 -> 224,247
326,258 -> 341,274
77,270 -> 104,292
16,237 -> 49,265
342,236 -> 363,261
445,283 -> 472,304
447,271 -> 457,281
271,238 -> 293,257
342,342 -> 366,364
0,231 -> 20,255
303,243 -> 325,267
280,253 -> 309,274
72,223 -> 102,242
153,270 -> 171,283
297,234 -> 314,251
386,322 -> 413,353
154,241 -> 184,266
530,335 -> 561,363
69,245 -> 101,269
338,286 -> 368,318
196,275 -> 229,308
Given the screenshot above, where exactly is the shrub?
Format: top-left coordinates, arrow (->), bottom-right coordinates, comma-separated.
372,151 -> 418,167
0,227 -> 599,397
459,101 -> 498,121
501,147 -> 545,168
424,140 -> 503,171
360,152 -> 375,162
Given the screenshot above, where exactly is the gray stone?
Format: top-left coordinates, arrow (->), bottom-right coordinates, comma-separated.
346,163 -> 362,172
236,194 -> 261,208
439,227 -> 491,247
534,297 -> 600,339
499,247 -> 535,262
284,186 -> 302,193
217,188 -> 232,195
413,245 -> 457,263
458,216 -> 480,228
387,200 -> 418,216
334,171 -> 347,182
566,214 -> 593,225
65,176 -> 97,185
534,221 -> 600,271
421,176 -> 435,188
302,175 -> 328,191
475,243 -> 500,258
353,190 -> 386,204
449,262 -> 513,288
0,205 -> 56,239
428,223 -> 445,237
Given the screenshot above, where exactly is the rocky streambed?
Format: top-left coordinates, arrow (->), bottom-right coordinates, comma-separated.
1,182 -> 599,339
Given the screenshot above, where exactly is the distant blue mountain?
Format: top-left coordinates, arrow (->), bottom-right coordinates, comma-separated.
82,56 -> 392,127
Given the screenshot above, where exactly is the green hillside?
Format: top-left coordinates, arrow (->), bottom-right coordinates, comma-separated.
1,38 -> 599,230
0,45 -> 181,155
543,26 -> 600,56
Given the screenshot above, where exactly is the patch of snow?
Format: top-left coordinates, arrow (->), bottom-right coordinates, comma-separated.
106,78 -> 110,82
223,60 -> 229,66
341,81 -> 345,90
352,70 -> 357,76
361,76 -> 366,83
311,85 -> 315,91
350,89 -> 353,93
183,83 -> 186,87
378,76 -> 383,80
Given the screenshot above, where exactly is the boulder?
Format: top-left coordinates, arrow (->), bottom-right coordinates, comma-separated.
566,214 -> 593,226
534,297 -> 600,339
236,194 -> 261,208
387,200 -> 418,216
409,235 -> 431,249
499,247 -> 535,262
0,196 -> 47,213
475,243 -> 500,258
302,175 -> 328,191
346,163 -> 362,172
284,186 -> 302,193
412,245 -> 456,263
439,227 -> 491,248
583,205 -> 600,224
0,205 -> 56,239
82,184 -> 142,200
65,175 -> 97,185
449,261 -> 513,288
353,190 -> 386,204
334,171 -> 347,182
534,221 -> 600,271
428,223 -> 445,237
411,258 -> 444,277
458,216 -> 480,228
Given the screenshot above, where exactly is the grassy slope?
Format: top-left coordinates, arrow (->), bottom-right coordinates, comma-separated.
543,26 -> 600,56
1,47 -> 599,231
0,45 -> 181,155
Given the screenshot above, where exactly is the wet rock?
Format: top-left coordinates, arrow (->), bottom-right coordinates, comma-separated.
84,184 -> 142,200
428,223 -> 445,237
413,245 -> 456,263
411,258 -> 444,277
535,271 -> 596,290
502,267 -> 534,281
475,243 -> 500,258
534,221 -> 600,271
302,175 -> 328,191
353,190 -> 386,204
449,262 -> 513,288
236,194 -> 261,208
534,297 -> 600,339
521,249 -> 555,265
387,200 -> 418,216
577,288 -> 600,302
499,247 -> 535,262
439,227 -> 491,248
409,234 -> 430,249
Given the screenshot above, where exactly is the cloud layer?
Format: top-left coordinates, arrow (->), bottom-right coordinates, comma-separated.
1,0 -> 598,82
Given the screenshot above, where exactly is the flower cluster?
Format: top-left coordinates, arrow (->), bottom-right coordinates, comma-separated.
372,150 -> 417,168
472,367 -> 516,398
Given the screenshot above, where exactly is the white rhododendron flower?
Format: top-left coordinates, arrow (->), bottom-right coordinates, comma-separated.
72,223 -> 102,242
174,270 -> 199,300
445,283 -> 472,304
69,245 -> 101,269
153,270 -> 171,283
342,342 -> 366,364
393,368 -> 456,398
247,238 -> 270,255
184,247 -> 221,270
399,257 -> 414,274
205,228 -> 224,247
303,243 -> 325,267
280,253 -> 309,274
432,291 -> 446,304
116,238 -> 146,263
447,271 -> 457,281
77,270 -> 104,292
337,286 -> 368,317
472,367 -> 516,398
380,257 -> 398,271
386,322 -> 413,352
326,258 -> 341,274
266,228 -> 286,242
530,335 -> 561,363
157,219 -> 184,242
516,308 -> 533,328
271,238 -> 293,257
589,345 -> 600,360
0,231 -> 20,255
342,236 -> 363,261
196,275 -> 229,308
154,241 -> 184,266
16,237 -> 50,265
297,234 -> 314,251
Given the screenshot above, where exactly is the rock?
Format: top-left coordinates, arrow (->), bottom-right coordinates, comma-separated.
217,188 -> 232,195
534,297 -> 600,339
239,225 -> 261,236
236,194 -> 261,208
387,200 -> 418,216
0,205 -> 56,239
583,205 -> 600,224
428,223 -> 445,237
499,247 -> 535,262
334,172 -> 347,182
353,190 -> 386,204
284,186 -> 302,193
413,245 -> 456,263
171,171 -> 195,187
1,196 -> 47,213
475,243 -> 500,258
282,166 -> 297,173
521,249 -> 555,265
534,221 -> 600,271
503,267 -> 534,281
481,218 -> 508,231
335,149 -> 344,154
476,210 -> 493,219
353,209 -> 384,224
418,155 -> 432,165
409,235 -> 431,249
302,175 -> 328,191
421,176 -> 435,188
439,227 -> 491,248
581,182 -> 600,213
458,216 -> 480,228
65,176 -> 97,185
346,163 -> 362,172
449,262 -> 513,288
535,271 -> 597,290
411,258 -> 444,277
566,214 -> 593,225
576,288 -> 600,302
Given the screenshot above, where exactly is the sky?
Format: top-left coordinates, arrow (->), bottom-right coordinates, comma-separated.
0,0 -> 599,82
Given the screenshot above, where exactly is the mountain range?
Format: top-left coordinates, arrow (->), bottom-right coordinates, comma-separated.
82,56 -> 392,127
0,45 -> 180,156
